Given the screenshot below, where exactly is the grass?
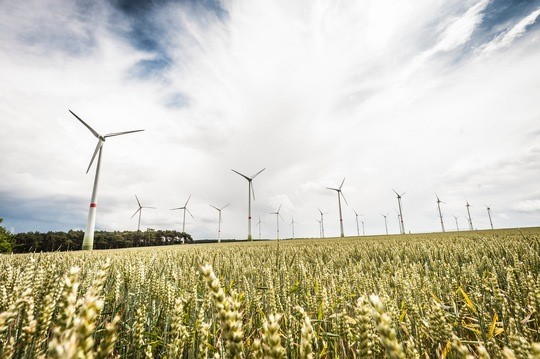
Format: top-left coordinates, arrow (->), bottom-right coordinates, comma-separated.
1,227 -> 540,358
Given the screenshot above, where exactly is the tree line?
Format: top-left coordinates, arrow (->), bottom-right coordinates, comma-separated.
0,219 -> 193,254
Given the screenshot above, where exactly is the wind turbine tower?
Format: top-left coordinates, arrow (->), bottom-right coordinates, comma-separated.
231,168 -> 265,241
381,213 -> 389,235
171,195 -> 194,233
393,189 -> 406,234
486,205 -> 494,230
466,200 -> 473,230
210,203 -> 230,243
69,110 -> 144,250
435,193 -> 445,232
270,204 -> 284,240
327,178 -> 348,237
131,195 -> 156,232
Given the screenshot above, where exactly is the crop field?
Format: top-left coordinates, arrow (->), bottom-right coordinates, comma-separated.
1,228 -> 540,358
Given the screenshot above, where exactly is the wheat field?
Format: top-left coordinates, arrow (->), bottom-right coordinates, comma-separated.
1,228 -> 540,358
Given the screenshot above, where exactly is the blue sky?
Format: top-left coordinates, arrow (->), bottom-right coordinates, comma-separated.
1,0 -> 539,239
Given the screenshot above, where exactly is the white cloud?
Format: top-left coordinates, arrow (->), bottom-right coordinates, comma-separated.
512,200 -> 540,213
1,0 -> 539,239
478,7 -> 540,56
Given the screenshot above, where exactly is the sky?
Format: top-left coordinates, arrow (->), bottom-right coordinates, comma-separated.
1,0 -> 540,240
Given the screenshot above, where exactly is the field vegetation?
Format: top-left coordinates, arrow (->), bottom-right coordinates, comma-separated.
1,228 -> 540,358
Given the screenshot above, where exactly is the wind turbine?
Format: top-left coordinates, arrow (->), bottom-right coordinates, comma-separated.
381,213 -> 389,235
353,209 -> 362,236
317,208 -> 329,238
257,215 -> 263,240
486,205 -> 494,230
69,110 -> 144,250
170,195 -> 194,233
269,204 -> 284,240
290,216 -> 296,239
465,199 -> 473,230
231,168 -> 265,241
327,178 -> 348,237
210,203 -> 230,243
131,195 -> 156,232
392,189 -> 405,234
453,215 -> 459,231
435,193 -> 445,232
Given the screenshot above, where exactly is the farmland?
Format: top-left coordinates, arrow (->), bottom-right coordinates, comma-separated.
1,228 -> 540,358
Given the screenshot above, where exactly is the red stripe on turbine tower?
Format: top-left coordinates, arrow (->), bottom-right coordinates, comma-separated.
90,203 -> 97,208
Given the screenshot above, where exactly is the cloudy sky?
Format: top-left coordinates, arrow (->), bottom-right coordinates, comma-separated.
1,0 -> 539,240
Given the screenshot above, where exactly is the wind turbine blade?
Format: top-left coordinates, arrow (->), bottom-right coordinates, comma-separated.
279,214 -> 284,221
209,204 -> 219,211
170,207 -> 182,210
318,207 -> 323,215
392,188 -> 399,196
143,206 -> 156,209
221,203 -> 231,210
104,129 -> 144,138
277,204 -> 282,213
186,208 -> 194,218
69,110 -> 100,138
130,208 -> 141,219
135,195 -> 141,208
185,195 -> 191,206
339,177 -> 345,190
251,181 -> 256,201
353,209 -> 358,216
327,187 -> 338,191
401,192 -> 406,197
231,169 -> 250,181
341,192 -> 349,206
250,168 -> 266,179
86,140 -> 104,174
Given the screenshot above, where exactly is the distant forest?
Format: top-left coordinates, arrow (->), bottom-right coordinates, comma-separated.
7,229 -> 193,253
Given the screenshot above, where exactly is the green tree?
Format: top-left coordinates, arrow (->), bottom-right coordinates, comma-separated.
0,218 -> 13,253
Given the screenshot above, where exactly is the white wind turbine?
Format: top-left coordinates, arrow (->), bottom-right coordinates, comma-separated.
327,178 -> 348,237
131,195 -> 156,232
453,215 -> 459,231
209,203 -> 230,243
353,209 -> 362,236
466,199 -> 473,230
435,193 -> 445,232
317,207 -> 329,238
269,204 -> 284,240
257,215 -> 263,240
486,205 -> 494,230
69,110 -> 144,250
231,168 -> 265,240
392,189 -> 406,234
170,195 -> 194,233
290,216 -> 296,239
381,213 -> 389,235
